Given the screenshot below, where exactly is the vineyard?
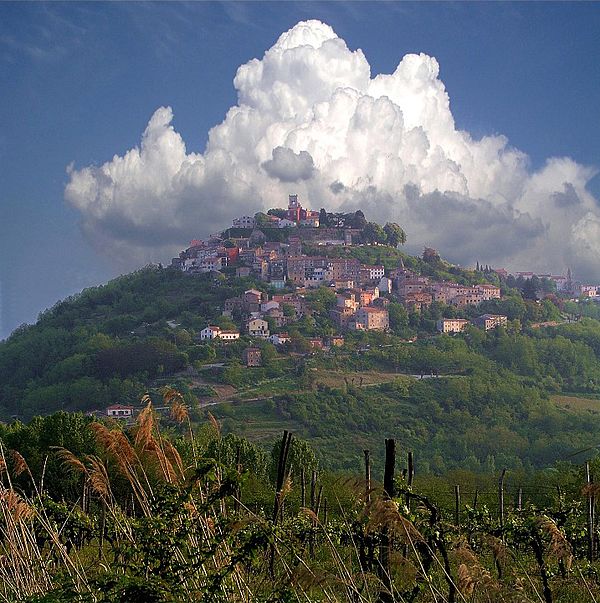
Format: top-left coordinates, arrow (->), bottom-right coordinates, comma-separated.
1,392 -> 600,602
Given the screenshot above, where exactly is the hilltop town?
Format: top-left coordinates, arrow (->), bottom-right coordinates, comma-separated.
168,194 -> 597,359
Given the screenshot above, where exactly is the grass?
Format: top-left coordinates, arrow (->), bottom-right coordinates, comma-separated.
311,369 -> 410,389
4,392 -> 600,602
236,376 -> 298,399
208,399 -> 302,443
231,370 -> 408,401
551,394 -> 600,413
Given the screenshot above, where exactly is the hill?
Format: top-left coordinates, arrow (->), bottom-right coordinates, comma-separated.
2,250 -> 600,474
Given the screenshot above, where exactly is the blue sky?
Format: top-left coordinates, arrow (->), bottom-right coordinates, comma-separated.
1,2 -> 599,339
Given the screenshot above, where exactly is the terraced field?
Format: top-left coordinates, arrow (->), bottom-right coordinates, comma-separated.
551,394 -> 600,413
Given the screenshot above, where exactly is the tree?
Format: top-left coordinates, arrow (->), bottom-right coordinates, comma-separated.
388,302 -> 409,334
362,222 -> 387,245
289,331 -> 312,354
282,303 -> 296,318
175,330 -> 192,347
206,433 -> 268,477
249,229 -> 266,246
269,435 -> 319,485
0,412 -> 98,499
383,222 -> 407,247
522,278 -> 539,301
267,208 -> 288,219
305,286 -> 336,314
254,212 -> 269,226
222,361 -> 244,386
318,208 -> 329,228
264,316 -> 277,333
350,210 -> 367,230
422,247 -> 441,264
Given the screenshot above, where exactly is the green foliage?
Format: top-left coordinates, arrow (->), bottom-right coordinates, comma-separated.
3,250 -> 600,490
94,339 -> 187,380
0,412 -> 98,499
212,324 -> 600,474
303,286 -> 336,314
388,301 -> 409,334
269,435 -> 319,484
0,266 -> 263,419
206,433 -> 269,477
362,221 -> 387,244
383,222 -> 406,247
318,207 -> 329,227
5,406 -> 600,603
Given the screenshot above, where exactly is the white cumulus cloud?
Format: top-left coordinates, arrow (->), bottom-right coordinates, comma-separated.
65,19 -> 599,277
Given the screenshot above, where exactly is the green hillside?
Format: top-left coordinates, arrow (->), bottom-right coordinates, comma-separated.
0,267 -> 253,418
2,260 -> 600,475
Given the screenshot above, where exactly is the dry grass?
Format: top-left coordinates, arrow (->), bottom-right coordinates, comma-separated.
312,369 -> 409,389
551,394 -> 600,413
0,394 -> 598,603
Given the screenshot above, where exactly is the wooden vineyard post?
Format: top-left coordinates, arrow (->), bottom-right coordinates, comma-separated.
402,451 -> 414,558
517,487 -> 522,512
498,469 -> 506,533
473,488 -> 479,510
383,439 -> 396,499
234,443 -> 241,514
364,449 -> 371,504
406,451 -> 414,510
454,485 -> 461,528
309,469 -> 318,557
315,485 -> 323,518
300,467 -> 306,508
379,438 -> 396,603
360,449 -> 372,574
270,431 -> 292,576
587,462 -> 594,562
272,431 -> 292,524
593,472 -> 597,560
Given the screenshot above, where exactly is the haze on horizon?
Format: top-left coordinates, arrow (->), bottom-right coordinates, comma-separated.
1,2 -> 599,339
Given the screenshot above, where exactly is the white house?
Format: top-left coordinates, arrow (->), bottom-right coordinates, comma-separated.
365,265 -> 385,280
232,215 -> 255,229
475,314 -> 508,331
200,325 -> 240,341
106,404 -> 134,419
436,318 -> 470,334
269,333 -> 291,346
200,326 -> 221,340
305,267 -> 333,288
278,218 -> 297,229
218,330 -> 240,341
198,256 -> 222,273
247,318 -> 270,338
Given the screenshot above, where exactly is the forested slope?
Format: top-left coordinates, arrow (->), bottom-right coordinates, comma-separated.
3,263 -> 600,475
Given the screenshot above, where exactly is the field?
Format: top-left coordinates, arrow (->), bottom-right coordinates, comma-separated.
311,368 -> 410,389
551,394 -> 600,413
